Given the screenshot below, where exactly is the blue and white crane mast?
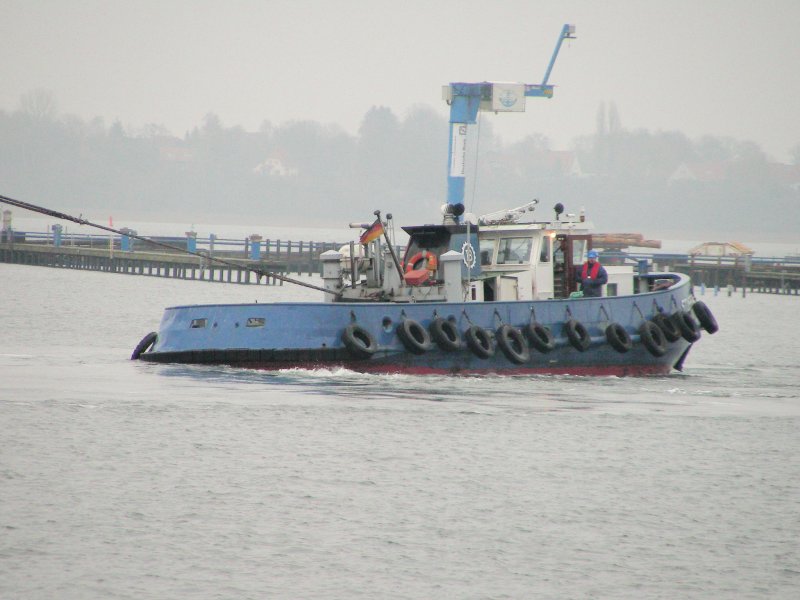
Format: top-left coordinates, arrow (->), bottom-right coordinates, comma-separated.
442,23 -> 576,222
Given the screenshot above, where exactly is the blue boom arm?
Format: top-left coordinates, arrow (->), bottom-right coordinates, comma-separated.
444,24 -> 576,217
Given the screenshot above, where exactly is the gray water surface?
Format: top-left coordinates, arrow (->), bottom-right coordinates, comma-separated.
1,264 -> 798,599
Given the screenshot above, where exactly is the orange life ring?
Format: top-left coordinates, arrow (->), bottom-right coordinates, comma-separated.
405,251 -> 437,273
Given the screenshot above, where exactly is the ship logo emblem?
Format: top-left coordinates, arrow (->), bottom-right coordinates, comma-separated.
461,242 -> 476,268
499,90 -> 518,108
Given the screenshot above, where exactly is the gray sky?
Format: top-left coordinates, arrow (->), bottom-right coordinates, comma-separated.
2,0 -> 799,160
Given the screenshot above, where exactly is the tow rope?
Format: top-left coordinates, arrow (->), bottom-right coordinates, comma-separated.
0,193 -> 341,297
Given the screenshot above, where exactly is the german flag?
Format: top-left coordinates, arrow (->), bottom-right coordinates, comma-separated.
359,219 -> 384,245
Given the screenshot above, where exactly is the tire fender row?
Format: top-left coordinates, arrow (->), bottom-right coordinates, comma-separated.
643,301 -> 719,356
132,302 -> 719,363
340,300 -> 718,361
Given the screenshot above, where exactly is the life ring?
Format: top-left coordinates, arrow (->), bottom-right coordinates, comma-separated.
652,312 -> 681,343
671,310 -> 701,342
496,325 -> 530,364
341,324 -> 377,359
405,251 -> 438,273
692,301 -> 719,334
131,331 -> 157,360
525,322 -> 555,353
396,319 -> 431,355
429,317 -> 461,351
639,321 -> 667,357
564,319 -> 591,352
465,325 -> 494,359
605,322 -> 632,353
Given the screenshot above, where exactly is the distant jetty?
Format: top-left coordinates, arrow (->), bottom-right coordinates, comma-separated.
0,228 -> 345,285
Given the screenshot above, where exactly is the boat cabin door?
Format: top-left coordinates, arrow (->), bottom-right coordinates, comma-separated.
553,234 -> 591,298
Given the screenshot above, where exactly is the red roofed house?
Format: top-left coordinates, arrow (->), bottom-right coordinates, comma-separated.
669,161 -> 728,183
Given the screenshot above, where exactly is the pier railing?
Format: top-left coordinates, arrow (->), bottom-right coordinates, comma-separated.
0,229 -> 406,286
0,230 -> 348,258
602,250 -> 800,296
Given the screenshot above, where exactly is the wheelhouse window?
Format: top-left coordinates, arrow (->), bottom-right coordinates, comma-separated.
539,236 -> 551,263
497,238 -> 532,265
190,318 -> 207,329
479,238 -> 495,266
571,239 -> 587,266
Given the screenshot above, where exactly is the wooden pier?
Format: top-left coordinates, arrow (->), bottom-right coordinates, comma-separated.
0,225 -> 361,284
0,243 -> 292,285
654,256 -> 800,296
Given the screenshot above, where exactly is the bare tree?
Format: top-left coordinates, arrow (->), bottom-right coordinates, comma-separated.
20,89 -> 58,121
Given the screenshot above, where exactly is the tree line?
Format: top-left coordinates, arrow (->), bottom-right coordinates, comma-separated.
1,92 -> 797,237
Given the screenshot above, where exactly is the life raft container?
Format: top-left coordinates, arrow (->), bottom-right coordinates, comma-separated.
342,324 -> 377,359
496,325 -> 530,364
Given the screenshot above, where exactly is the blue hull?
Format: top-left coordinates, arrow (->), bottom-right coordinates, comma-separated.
137,274 -> 698,376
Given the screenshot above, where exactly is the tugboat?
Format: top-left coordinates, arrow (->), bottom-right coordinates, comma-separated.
132,24 -> 718,375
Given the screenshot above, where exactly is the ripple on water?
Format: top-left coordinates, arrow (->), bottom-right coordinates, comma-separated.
2,269 -> 800,598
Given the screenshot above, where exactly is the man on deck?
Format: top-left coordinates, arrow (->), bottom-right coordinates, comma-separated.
580,250 -> 608,297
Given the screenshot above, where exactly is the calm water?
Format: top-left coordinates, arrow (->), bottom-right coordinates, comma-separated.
1,263 -> 798,599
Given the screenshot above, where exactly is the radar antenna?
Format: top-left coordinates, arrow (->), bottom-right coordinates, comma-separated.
478,200 -> 539,225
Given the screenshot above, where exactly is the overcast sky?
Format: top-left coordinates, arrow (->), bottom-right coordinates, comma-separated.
2,0 -> 799,160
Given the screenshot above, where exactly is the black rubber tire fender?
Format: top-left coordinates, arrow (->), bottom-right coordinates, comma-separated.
131,331 -> 157,360
564,319 -> 591,352
639,321 -> 667,357
692,301 -> 719,334
429,317 -> 461,352
342,324 -> 377,359
496,325 -> 530,364
465,325 -> 494,359
672,310 -> 702,342
525,322 -> 555,353
605,322 -> 632,353
653,312 -> 681,343
396,319 -> 431,355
